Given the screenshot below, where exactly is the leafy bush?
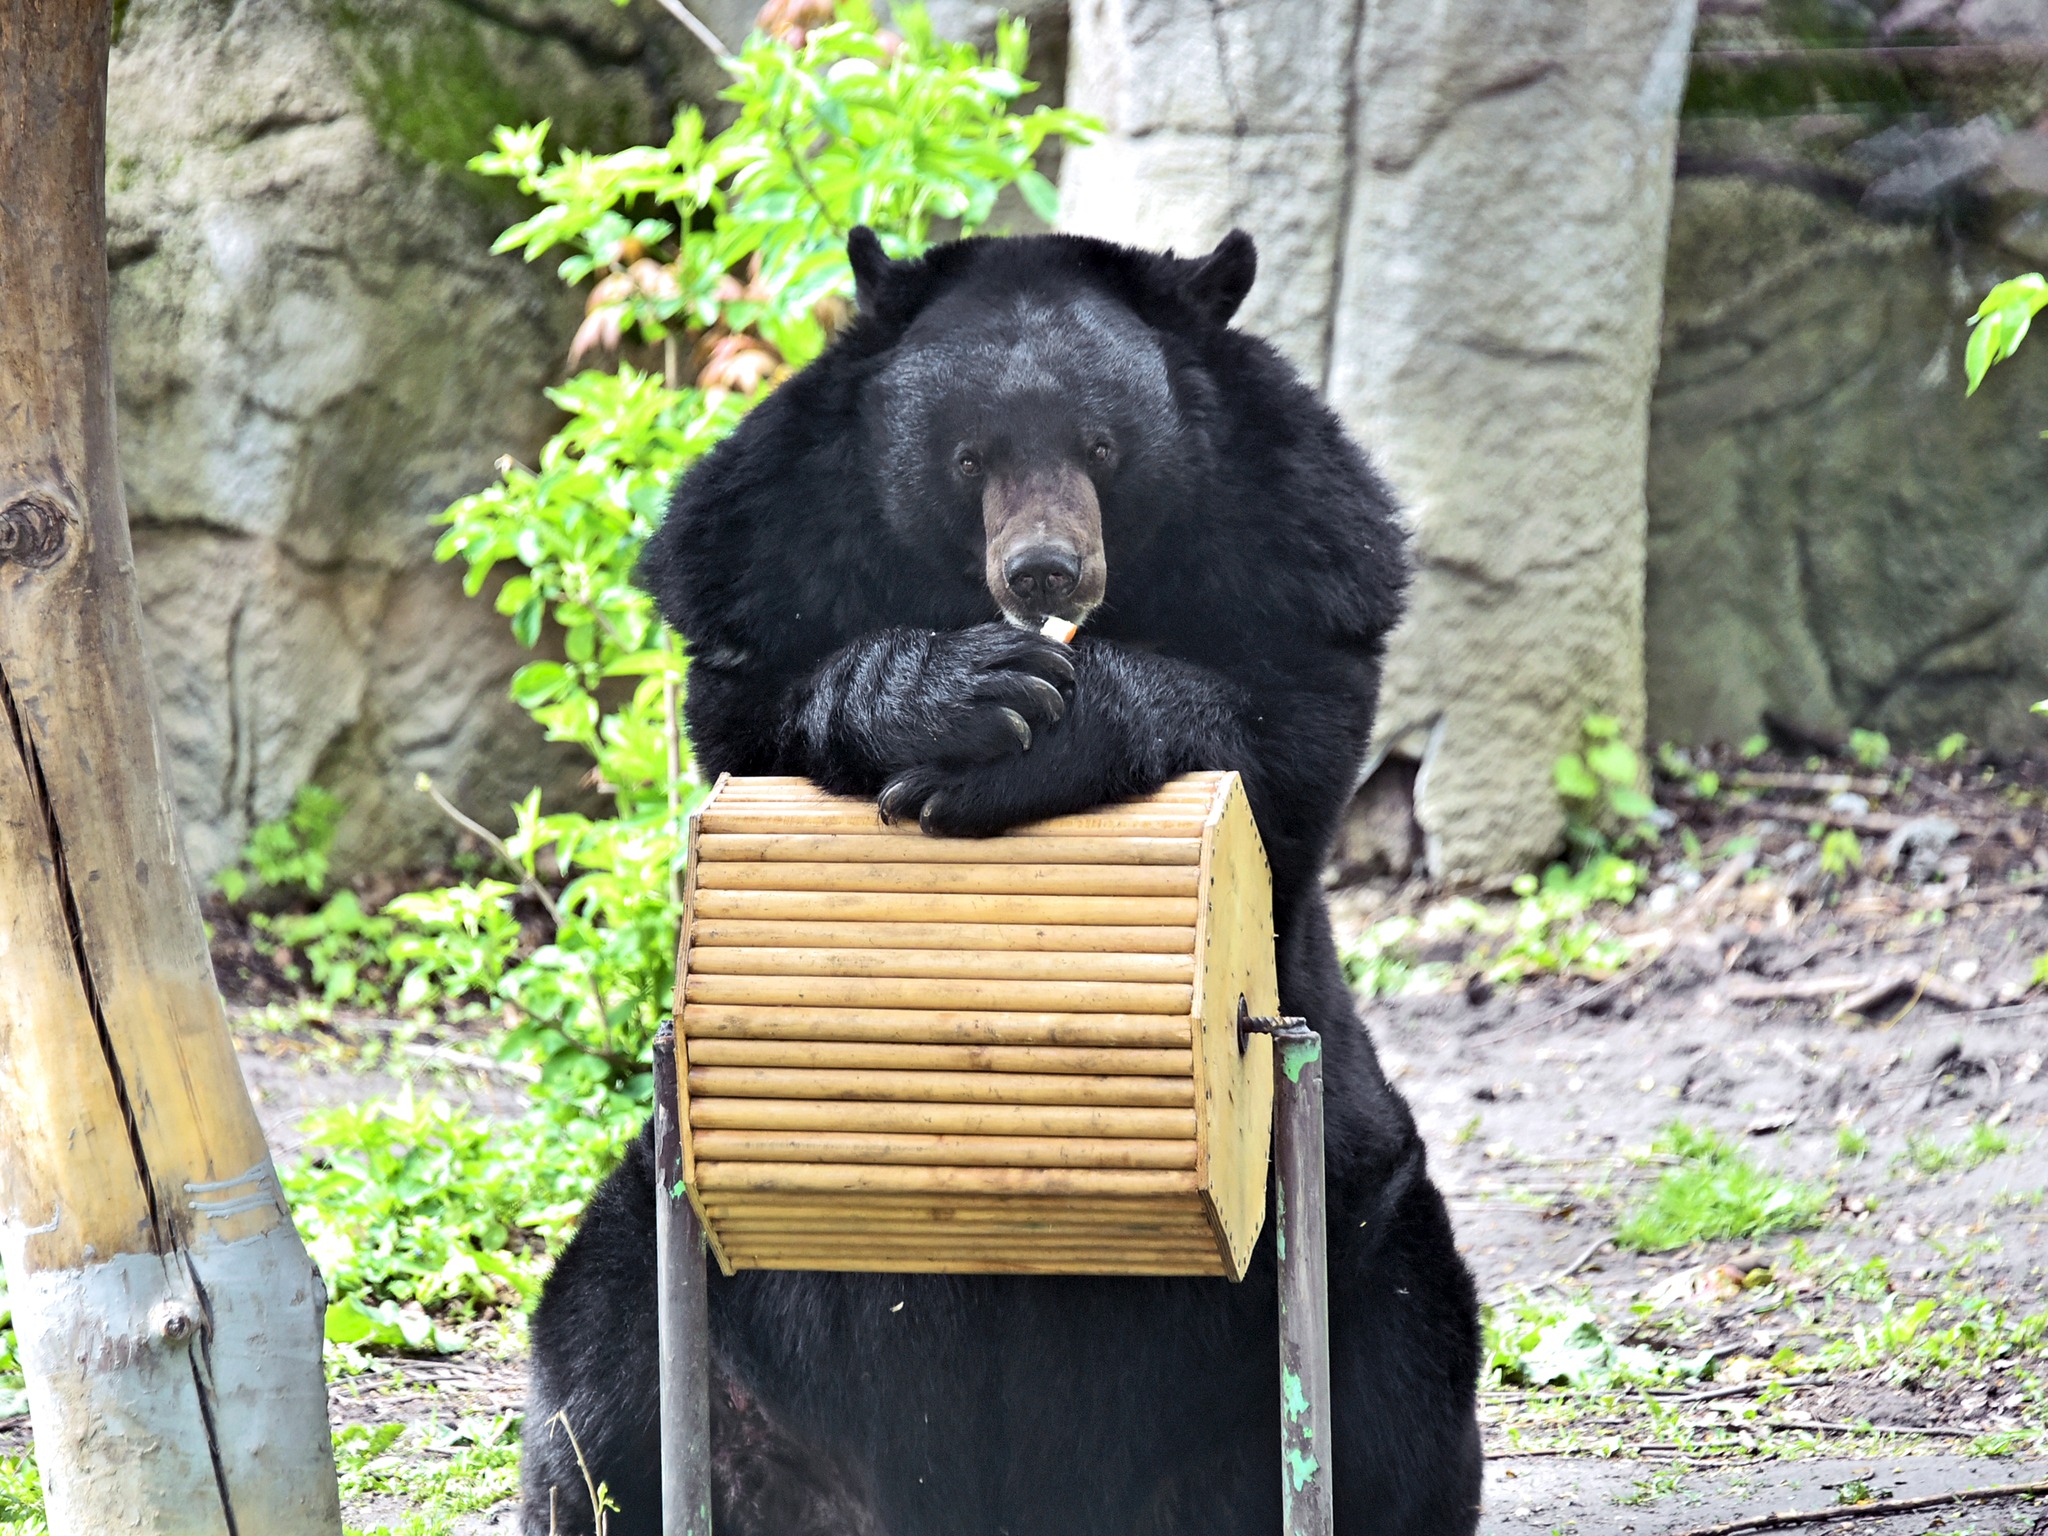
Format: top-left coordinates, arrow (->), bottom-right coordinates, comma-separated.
214,785 -> 344,904
262,890 -> 398,1009
1482,1293 -> 1705,1389
1483,855 -> 1638,982
1617,1123 -> 1830,1252
260,2 -> 1096,1334
282,1088 -> 636,1329
1818,827 -> 1862,880
1554,714 -> 1659,854
388,2 -> 1093,1098
1846,728 -> 1890,769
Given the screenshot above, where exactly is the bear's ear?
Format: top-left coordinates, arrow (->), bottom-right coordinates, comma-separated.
1178,228 -> 1257,325
849,226 -> 909,323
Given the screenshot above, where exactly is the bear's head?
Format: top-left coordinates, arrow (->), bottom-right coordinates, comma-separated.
847,225 -> 1258,630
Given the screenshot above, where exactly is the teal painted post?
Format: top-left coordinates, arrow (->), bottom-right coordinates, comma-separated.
654,1024 -> 714,1535
1273,1024 -> 1333,1536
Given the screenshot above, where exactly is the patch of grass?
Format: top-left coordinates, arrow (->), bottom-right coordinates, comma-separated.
1836,1122 -> 1870,1160
1485,856 -> 1639,983
1484,1291 -> 1710,1389
283,1087 -> 639,1341
336,1416 -> 523,1533
1615,1468 -> 1688,1506
1900,1120 -> 2012,1175
1818,828 -> 1862,879
1615,1123 -> 1831,1252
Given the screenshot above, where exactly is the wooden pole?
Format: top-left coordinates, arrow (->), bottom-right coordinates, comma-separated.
0,3 -> 342,1530
1273,1024 -> 1333,1536
654,1026 -> 713,1536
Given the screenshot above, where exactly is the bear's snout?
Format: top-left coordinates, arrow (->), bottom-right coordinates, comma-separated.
981,461 -> 1106,625
1002,545 -> 1081,610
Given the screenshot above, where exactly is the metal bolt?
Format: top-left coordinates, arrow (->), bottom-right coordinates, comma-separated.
150,1301 -> 197,1342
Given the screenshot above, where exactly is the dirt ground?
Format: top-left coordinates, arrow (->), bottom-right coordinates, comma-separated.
9,749 -> 2048,1534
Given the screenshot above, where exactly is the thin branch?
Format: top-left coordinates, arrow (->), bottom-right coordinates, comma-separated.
414,774 -> 614,1040
416,774 -> 563,928
1557,1234 -> 1610,1280
649,0 -> 732,61
1664,1478 -> 2048,1536
1757,1417 -> 1984,1439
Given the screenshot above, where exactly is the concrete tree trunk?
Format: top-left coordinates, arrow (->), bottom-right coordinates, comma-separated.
0,3 -> 343,1531
1061,0 -> 1698,880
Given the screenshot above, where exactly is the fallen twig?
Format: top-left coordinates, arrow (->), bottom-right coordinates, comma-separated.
1727,771 -> 1892,796
1557,1234 -> 1611,1280
407,1042 -> 542,1084
1727,972 -> 1884,1003
1721,965 -> 1989,1014
1661,1477 -> 2048,1536
1647,1375 -> 1826,1403
1759,1416 -> 1984,1439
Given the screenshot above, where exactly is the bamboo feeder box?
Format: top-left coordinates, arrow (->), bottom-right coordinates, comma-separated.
671,771 -> 1279,1278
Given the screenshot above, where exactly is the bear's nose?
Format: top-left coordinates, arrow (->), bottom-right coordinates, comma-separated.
1003,546 -> 1081,611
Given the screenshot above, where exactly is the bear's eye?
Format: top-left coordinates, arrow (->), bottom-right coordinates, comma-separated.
957,452 -> 983,478
1088,441 -> 1113,465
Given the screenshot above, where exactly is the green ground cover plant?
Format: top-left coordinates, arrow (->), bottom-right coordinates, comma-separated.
1900,1120 -> 2013,1176
1616,1123 -> 1831,1252
282,1088 -> 633,1340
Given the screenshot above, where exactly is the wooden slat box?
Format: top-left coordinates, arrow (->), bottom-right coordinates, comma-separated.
673,771 -> 1279,1278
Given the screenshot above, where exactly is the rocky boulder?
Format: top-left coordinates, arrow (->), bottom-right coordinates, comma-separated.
107,0 -> 751,878
1648,0 -> 2048,755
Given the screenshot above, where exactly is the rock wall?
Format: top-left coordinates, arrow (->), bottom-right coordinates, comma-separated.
1645,1 -> 2048,756
1062,0 -> 1698,881
107,0 -> 749,878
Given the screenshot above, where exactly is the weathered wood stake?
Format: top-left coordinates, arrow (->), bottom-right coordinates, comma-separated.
654,1025 -> 714,1536
0,3 -> 342,1531
1273,1023 -> 1333,1536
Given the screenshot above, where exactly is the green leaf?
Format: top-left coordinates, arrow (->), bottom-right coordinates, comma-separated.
1585,740 -> 1638,786
1553,755 -> 1600,801
1606,787 -> 1658,821
1016,167 -> 1060,224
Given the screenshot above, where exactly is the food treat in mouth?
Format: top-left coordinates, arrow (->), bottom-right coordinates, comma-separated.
1039,615 -> 1079,644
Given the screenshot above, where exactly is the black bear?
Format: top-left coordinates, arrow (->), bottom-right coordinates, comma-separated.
521,227 -> 1482,1536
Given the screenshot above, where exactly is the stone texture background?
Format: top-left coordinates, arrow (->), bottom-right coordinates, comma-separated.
110,0 -> 2048,885
1646,0 -> 2048,760
107,0 -> 757,879
1061,0 -> 1699,881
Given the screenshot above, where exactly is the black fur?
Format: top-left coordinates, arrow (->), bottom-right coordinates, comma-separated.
522,230 -> 1482,1536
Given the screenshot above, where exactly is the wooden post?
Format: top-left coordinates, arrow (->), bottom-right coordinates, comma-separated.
0,3 -> 343,1531
654,1025 -> 713,1536
1273,1024 -> 1333,1536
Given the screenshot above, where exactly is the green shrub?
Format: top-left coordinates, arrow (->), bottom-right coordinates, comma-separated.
264,2 -> 1098,1334
1554,714 -> 1659,854
213,784 -> 344,904
282,1088 -> 635,1327
1616,1123 -> 1830,1252
386,1 -> 1096,1097
1966,273 -> 2048,394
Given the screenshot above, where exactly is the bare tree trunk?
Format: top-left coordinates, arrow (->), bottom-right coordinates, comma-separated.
0,3 -> 343,1531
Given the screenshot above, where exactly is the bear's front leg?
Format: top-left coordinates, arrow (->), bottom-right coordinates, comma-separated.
879,641 -> 1255,837
780,622 -> 1075,794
